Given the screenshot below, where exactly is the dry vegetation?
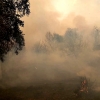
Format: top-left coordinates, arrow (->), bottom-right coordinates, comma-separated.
0,78 -> 99,100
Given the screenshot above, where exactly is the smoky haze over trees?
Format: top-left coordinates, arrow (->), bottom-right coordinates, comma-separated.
1,27 -> 100,88
1,0 -> 100,92
0,0 -> 30,62
33,28 -> 100,56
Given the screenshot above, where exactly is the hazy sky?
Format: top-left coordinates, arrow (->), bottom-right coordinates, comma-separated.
21,0 -> 100,50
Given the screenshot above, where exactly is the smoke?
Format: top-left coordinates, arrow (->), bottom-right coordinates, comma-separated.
1,27 -> 100,88
0,0 -> 100,88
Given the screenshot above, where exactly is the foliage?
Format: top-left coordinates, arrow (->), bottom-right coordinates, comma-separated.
92,28 -> 100,50
0,0 -> 30,62
33,29 -> 83,55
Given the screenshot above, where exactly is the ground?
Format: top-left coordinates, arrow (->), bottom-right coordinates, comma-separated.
0,78 -> 99,100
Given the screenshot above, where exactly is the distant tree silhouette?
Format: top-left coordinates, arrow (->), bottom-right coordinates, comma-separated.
0,0 -> 30,62
64,28 -> 83,55
92,28 -> 100,50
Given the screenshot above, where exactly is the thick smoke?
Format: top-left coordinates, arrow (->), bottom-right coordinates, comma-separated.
0,0 -> 100,90
1,28 -> 100,88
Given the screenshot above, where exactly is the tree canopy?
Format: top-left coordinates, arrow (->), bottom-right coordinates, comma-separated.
0,0 -> 30,62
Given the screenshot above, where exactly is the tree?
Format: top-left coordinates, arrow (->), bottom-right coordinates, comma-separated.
92,28 -> 100,50
0,0 -> 30,62
64,28 -> 82,55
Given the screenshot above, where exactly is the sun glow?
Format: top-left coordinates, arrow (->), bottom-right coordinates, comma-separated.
52,0 -> 77,20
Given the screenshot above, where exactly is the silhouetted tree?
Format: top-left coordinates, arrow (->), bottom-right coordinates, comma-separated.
53,33 -> 63,42
0,0 -> 30,62
92,28 -> 100,50
64,28 -> 82,55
